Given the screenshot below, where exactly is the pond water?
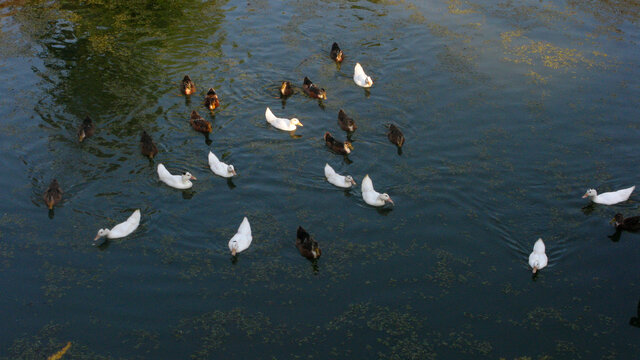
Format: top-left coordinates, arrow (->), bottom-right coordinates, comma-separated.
1,0 -> 639,358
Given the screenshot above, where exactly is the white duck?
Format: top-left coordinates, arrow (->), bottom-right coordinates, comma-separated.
582,185 -> 635,205
528,238 -> 548,274
265,107 -> 303,131
361,174 -> 393,206
353,63 -> 373,88
229,217 -> 252,256
324,163 -> 356,188
157,163 -> 196,189
208,151 -> 237,178
93,209 -> 141,246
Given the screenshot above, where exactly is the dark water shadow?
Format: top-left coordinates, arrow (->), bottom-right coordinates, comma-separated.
48,209 -> 56,219
226,178 -> 236,190
397,146 -> 403,156
318,101 -> 325,110
608,229 -> 622,242
94,237 -> 110,249
230,255 -> 238,265
289,131 -> 302,139
343,155 -> 353,165
375,207 -> 393,216
531,271 -> 539,281
630,298 -> 640,328
343,188 -> 353,197
204,133 -> 213,146
310,259 -> 320,275
581,203 -> 596,215
364,88 -> 371,98
182,189 -> 196,199
184,95 -> 192,107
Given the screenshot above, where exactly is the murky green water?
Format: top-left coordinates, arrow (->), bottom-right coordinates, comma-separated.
1,0 -> 639,358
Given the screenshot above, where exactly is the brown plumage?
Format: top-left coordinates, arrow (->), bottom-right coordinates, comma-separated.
330,42 -> 343,63
611,213 -> 640,232
77,116 -> 94,142
338,109 -> 357,132
204,88 -> 220,110
43,179 -> 62,210
180,75 -> 196,95
324,131 -> 353,155
189,110 -> 212,133
140,130 -> 158,159
296,226 -> 321,260
302,77 -> 327,100
280,81 -> 293,97
387,124 -> 405,147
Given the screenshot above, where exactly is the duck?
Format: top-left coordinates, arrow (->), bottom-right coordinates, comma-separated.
610,213 -> 640,231
43,179 -> 62,210
157,163 -> 196,189
189,110 -> 212,133
265,107 -> 303,131
324,163 -> 356,188
353,63 -> 373,88
93,209 -> 141,246
330,42 -> 343,63
280,81 -> 293,97
180,75 -> 196,95
361,174 -> 393,207
204,88 -> 220,110
582,186 -> 635,205
77,116 -> 94,142
387,123 -> 405,147
208,151 -> 237,178
229,217 -> 252,256
140,130 -> 158,159
324,132 -> 353,155
528,238 -> 548,274
296,226 -> 321,260
302,77 -> 327,100
338,109 -> 357,132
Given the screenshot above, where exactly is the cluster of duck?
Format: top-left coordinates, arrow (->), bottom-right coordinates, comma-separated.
528,185 -> 637,274
40,41 -> 638,271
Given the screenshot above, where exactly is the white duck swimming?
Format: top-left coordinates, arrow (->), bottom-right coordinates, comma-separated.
94,209 -> 141,246
361,174 -> 393,206
353,63 -> 373,88
324,163 -> 356,188
157,163 -> 196,189
229,217 -> 252,256
528,238 -> 548,274
265,107 -> 303,131
208,151 -> 237,178
582,185 -> 635,205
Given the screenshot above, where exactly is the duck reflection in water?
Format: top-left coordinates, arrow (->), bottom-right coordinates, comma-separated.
631,298 -> 640,328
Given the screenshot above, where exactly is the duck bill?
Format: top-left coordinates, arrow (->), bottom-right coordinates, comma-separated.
94,234 -> 102,241
78,131 -> 85,142
190,175 -> 197,181
532,267 -> 538,274
298,123 -> 303,127
581,193 -> 589,198
350,179 -> 357,186
386,198 -> 394,205
232,170 -> 237,176
231,248 -> 237,256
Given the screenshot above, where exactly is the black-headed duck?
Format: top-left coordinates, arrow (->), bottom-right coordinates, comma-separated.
330,42 -> 343,63
204,88 -> 220,110
189,110 -> 212,133
77,116 -> 94,142
181,75 -> 196,95
338,109 -> 357,132
302,77 -> 327,100
296,226 -> 321,260
387,123 -> 405,148
324,131 -> 353,155
611,213 -> 640,232
43,179 -> 62,210
140,130 -> 158,159
280,81 -> 293,97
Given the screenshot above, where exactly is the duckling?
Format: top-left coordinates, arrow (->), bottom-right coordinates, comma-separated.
180,75 -> 196,95
338,109 -> 357,132
610,213 -> 640,232
140,130 -> 158,159
189,110 -> 212,133
324,131 -> 353,155
280,81 -> 293,97
302,77 -> 327,100
387,123 -> 405,148
43,179 -> 62,210
296,226 -> 321,260
204,88 -> 220,110
77,116 -> 94,142
330,42 -> 343,63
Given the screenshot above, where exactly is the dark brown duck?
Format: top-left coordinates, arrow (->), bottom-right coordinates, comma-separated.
296,226 -> 321,260
302,77 -> 327,100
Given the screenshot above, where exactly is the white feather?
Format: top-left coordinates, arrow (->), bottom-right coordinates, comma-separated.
353,63 -> 373,88
361,174 -> 393,207
208,151 -> 236,178
157,163 -> 194,189
528,238 -> 548,272
583,186 -> 635,205
228,217 -> 252,255
324,163 -> 355,188
265,107 -> 302,131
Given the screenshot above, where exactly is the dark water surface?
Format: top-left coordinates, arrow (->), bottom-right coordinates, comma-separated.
1,0 -> 639,358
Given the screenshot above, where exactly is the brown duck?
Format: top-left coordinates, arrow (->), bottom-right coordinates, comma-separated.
180,75 -> 196,95
77,116 -> 94,142
43,179 -> 62,210
140,130 -> 158,159
338,109 -> 357,132
296,226 -> 321,260
302,77 -> 327,100
280,81 -> 293,97
387,123 -> 405,147
324,131 -> 353,155
189,110 -> 212,133
611,213 -> 640,232
330,42 -> 343,63
204,88 -> 220,110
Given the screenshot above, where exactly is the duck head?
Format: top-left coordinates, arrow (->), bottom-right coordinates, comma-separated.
364,76 -> 373,87
94,228 -> 109,242
582,189 -> 597,199
343,141 -> 354,153
182,172 -> 197,182
379,193 -> 394,205
610,213 -> 624,226
531,261 -> 541,273
280,81 -> 292,96
230,241 -> 238,256
227,165 -> 237,176
291,118 -> 303,127
345,175 -> 356,186
317,88 -> 327,100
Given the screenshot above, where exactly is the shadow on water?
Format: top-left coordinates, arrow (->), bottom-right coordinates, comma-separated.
581,203 -> 596,215
181,189 -> 195,200
48,209 -> 55,219
630,298 -> 640,328
376,207 -> 393,216
226,178 -> 236,190
310,259 -> 320,275
607,229 -> 622,242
